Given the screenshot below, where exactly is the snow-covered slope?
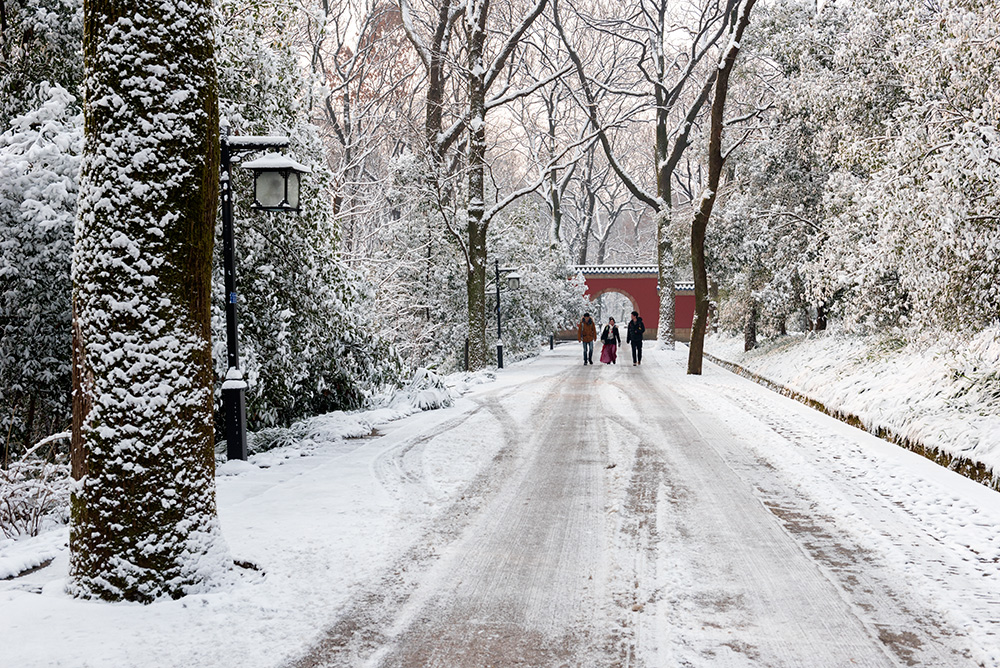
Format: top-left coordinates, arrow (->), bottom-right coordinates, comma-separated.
704,328 -> 1000,489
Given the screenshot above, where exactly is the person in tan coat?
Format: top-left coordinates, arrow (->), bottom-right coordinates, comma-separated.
577,312 -> 597,365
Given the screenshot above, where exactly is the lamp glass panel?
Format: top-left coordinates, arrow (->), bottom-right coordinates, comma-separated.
507,275 -> 521,290
255,171 -> 286,208
286,173 -> 300,210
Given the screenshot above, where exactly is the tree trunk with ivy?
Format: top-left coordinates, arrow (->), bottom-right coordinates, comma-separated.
70,0 -> 230,602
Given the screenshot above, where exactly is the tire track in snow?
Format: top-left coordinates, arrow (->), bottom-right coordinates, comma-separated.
602,362 -> 915,667
703,380 -> 995,665
366,368 -> 620,667
284,365 -> 573,668
372,408 -> 484,505
614,353 -> 979,666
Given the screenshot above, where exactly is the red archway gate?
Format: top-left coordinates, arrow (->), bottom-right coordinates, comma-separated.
571,266 -> 697,342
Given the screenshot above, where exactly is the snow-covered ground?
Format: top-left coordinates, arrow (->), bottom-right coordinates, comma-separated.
2,344 -> 999,667
704,328 -> 1000,486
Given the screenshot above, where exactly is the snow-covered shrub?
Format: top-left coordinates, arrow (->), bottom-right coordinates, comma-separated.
0,0 -> 83,128
0,461 -> 70,539
243,368 -> 454,456
0,433 -> 72,539
0,83 -> 80,458
395,368 -> 454,411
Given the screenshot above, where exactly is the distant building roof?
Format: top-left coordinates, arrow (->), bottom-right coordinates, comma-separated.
572,264 -> 658,275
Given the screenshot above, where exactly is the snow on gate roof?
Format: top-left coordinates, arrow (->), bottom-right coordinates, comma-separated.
572,265 -> 694,291
572,264 -> 658,275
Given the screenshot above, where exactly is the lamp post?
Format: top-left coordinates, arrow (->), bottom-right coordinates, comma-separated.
219,132 -> 310,461
494,259 -> 521,369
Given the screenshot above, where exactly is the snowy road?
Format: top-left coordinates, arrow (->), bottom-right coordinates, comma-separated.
4,345 -> 1000,668
287,346 -> 1000,668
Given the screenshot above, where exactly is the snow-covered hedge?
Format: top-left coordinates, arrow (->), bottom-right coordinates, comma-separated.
231,367 -> 491,458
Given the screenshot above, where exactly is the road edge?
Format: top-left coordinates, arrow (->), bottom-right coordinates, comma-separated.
702,351 -> 1000,493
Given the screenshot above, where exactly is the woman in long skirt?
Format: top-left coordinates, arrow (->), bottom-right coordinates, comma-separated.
599,317 -> 621,364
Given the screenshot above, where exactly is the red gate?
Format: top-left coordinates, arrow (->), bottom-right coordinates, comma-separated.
572,266 -> 697,341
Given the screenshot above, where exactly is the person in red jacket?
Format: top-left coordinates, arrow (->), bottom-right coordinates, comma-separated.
577,312 -> 597,365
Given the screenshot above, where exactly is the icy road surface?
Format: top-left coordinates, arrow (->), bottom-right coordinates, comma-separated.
289,346 -> 1000,667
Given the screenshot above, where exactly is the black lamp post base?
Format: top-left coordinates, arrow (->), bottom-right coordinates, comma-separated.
224,387 -> 247,461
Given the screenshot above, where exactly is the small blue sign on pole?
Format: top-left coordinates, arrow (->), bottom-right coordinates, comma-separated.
229,292 -> 238,304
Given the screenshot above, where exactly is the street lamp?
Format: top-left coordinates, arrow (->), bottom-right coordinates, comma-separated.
241,153 -> 311,212
494,260 -> 521,369
219,132 -> 309,461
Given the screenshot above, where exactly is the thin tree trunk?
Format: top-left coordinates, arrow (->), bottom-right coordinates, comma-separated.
688,0 -> 757,375
22,393 -> 35,452
744,301 -> 758,351
578,181 -> 596,265
546,95 -> 563,243
70,0 -> 229,601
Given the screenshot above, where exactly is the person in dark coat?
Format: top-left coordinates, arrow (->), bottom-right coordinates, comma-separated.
599,317 -> 621,364
626,310 -> 645,366
577,312 -> 597,365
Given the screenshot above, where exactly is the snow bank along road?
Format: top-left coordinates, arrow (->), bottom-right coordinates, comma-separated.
288,346 -> 1000,668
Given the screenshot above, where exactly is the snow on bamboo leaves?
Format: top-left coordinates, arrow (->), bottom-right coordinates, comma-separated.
70,1 -> 232,601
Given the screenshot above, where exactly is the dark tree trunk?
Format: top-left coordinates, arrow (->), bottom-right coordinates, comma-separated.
70,0 -> 228,602
688,0 -> 757,375
425,0 -> 453,158
744,302 -> 758,351
0,2 -> 8,58
815,302 -> 827,331
576,156 -> 596,265
22,393 -> 35,452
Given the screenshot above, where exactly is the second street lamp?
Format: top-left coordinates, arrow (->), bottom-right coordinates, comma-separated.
219,132 -> 309,461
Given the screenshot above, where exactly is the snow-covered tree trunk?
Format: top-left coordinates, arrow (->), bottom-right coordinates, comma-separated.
653,5 -> 676,350
70,0 -> 230,602
466,0 -> 489,370
656,210 -> 676,349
